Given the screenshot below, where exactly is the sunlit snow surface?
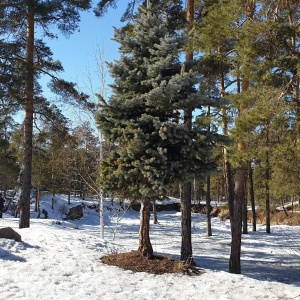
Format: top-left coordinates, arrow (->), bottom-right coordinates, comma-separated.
0,194 -> 299,300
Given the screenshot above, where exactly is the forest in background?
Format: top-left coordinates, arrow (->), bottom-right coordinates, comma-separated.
0,0 -> 299,274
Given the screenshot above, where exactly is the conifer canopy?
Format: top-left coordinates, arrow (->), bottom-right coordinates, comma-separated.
97,5 -> 222,201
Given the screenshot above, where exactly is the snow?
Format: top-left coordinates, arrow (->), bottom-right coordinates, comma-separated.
0,194 -> 300,300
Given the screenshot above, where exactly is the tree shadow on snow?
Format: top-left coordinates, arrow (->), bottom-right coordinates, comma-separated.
0,249 -> 26,262
194,245 -> 300,286
0,241 -> 40,263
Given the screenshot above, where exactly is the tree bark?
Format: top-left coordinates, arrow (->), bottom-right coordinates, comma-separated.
225,157 -> 234,216
138,198 -> 153,258
219,66 -> 234,208
37,182 -> 41,219
248,161 -> 256,231
152,199 -> 158,224
265,161 -> 271,234
52,192 -> 55,210
180,183 -> 194,264
229,167 -> 245,274
180,0 -> 194,265
206,175 -> 212,236
19,1 -> 34,229
229,0 -> 255,272
242,173 -> 248,234
265,125 -> 271,234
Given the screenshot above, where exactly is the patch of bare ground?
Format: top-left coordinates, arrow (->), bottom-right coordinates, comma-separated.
101,252 -> 203,276
254,210 -> 300,226
211,206 -> 300,226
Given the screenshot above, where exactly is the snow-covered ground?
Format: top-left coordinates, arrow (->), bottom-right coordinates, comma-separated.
0,194 -> 300,300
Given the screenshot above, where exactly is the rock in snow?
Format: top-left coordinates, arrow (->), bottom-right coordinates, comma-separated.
0,227 -> 21,242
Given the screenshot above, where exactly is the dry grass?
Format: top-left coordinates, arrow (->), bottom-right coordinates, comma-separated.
253,210 -> 300,226
101,252 -> 203,276
212,206 -> 300,226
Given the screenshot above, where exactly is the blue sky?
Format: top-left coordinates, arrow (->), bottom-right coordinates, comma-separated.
41,2 -> 129,119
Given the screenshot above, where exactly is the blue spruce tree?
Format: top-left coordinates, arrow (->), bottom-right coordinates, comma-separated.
97,5 -> 222,258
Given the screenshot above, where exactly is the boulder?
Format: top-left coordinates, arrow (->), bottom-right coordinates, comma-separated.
64,205 -> 83,220
0,227 -> 22,242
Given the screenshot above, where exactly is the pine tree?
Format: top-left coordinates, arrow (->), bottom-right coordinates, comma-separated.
193,0 -> 242,272
217,0 -> 300,272
97,5 -> 221,258
194,0 -> 239,209
0,0 -> 92,228
180,0 -> 195,264
194,0 -> 260,273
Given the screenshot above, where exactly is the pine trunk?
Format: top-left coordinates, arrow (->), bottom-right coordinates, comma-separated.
229,167 -> 245,274
52,192 -> 55,210
206,102 -> 212,236
242,175 -> 248,234
265,126 -> 271,234
152,199 -> 158,224
229,93 -> 248,273
225,157 -> 234,215
248,161 -> 256,231
19,2 -> 34,229
180,0 -> 194,265
228,0 -> 255,272
206,175 -> 212,236
180,183 -> 194,264
138,198 -> 153,258
37,182 -> 41,219
220,70 -> 232,206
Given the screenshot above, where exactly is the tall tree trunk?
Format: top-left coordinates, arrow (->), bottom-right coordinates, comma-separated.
206,86 -> 212,236
248,161 -> 256,231
221,90 -> 234,212
229,167 -> 245,274
152,199 -> 158,224
19,2 -> 34,229
229,71 -> 248,274
228,0 -> 255,274
206,175 -> 212,236
219,63 -> 233,207
180,183 -> 193,264
138,198 -> 153,258
265,124 -> 271,234
229,89 -> 247,274
242,172 -> 248,234
37,182 -> 41,219
180,0 -> 194,264
265,160 -> 271,233
52,192 -> 55,210
225,158 -> 234,215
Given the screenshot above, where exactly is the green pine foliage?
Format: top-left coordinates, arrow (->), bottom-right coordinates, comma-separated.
230,1 -> 300,203
0,0 -> 93,117
97,5 -> 221,201
194,0 -> 300,205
